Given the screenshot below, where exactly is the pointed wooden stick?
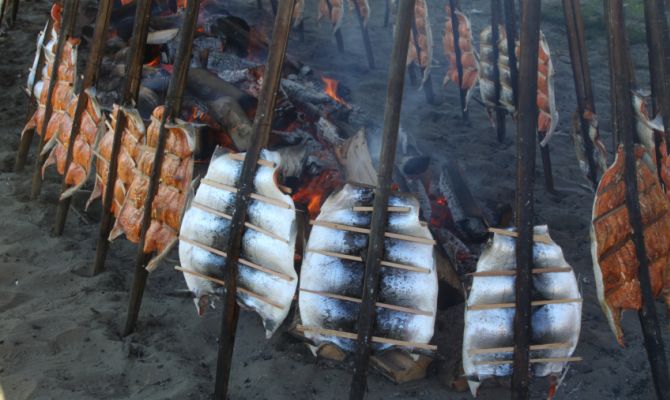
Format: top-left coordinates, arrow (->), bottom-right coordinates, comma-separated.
53,0 -> 114,236
90,0 -> 153,277
8,0 -> 18,27
213,2 -> 296,399
512,1 -> 542,399
295,325 -> 437,351
349,2 -> 414,399
608,0 -> 670,397
562,0 -> 599,187
491,0 -> 506,142
123,0 -> 202,336
29,0 -> 79,199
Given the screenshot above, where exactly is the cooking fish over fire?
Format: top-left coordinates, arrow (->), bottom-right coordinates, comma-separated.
537,32 -> 558,146
443,4 -> 479,110
591,145 -> 670,346
110,106 -> 196,269
406,0 -> 433,86
463,226 -> 581,397
318,0 -> 345,33
179,148 -> 298,337
42,89 -> 105,198
87,106 -> 146,215
299,183 -> 438,354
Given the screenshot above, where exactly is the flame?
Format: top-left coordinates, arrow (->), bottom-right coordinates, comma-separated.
120,0 -> 133,5
321,77 -> 348,106
145,56 -> 161,68
292,170 -> 343,218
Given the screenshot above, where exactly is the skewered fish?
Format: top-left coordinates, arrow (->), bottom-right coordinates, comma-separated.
537,32 -> 558,146
348,0 -> 370,26
443,5 -> 479,109
406,0 -> 433,85
20,31 -> 79,152
633,90 -> 664,156
293,0 -> 304,27
42,89 -> 105,197
591,145 -> 670,346
87,106 -> 146,215
110,106 -> 195,268
27,21 -> 49,95
463,226 -> 581,396
570,109 -> 608,180
318,0 -> 345,33
299,183 -> 437,354
179,148 -> 298,337
479,25 -> 504,113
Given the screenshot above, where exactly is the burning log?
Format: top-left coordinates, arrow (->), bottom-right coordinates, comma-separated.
463,226 -> 581,398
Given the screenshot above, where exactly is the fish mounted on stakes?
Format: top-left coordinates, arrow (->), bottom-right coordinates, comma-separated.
463,226 -> 581,398
49,0 -> 114,236
479,23 -> 515,115
318,0 -> 345,52
17,4 -> 77,170
90,0 -> 153,276
178,148 -> 298,334
405,0 -> 432,87
591,146 -> 670,346
443,3 -> 479,115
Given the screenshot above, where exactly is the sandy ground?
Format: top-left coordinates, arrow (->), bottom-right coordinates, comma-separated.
1,0 -> 670,399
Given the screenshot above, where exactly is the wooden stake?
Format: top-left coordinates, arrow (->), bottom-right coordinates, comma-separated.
15,16 -> 53,172
503,0 -> 519,109
53,0 -> 114,236
324,0 -> 344,53
562,0 -> 599,187
448,0 -> 468,121
8,0 -> 18,27
512,1 -> 541,399
491,0 -> 506,142
606,1 -> 670,398
123,0 -> 201,336
349,2 -> 414,399
270,0 -> 277,15
352,0 -> 375,69
384,0 -> 390,28
213,1 -> 295,398
90,0 -> 153,276
29,0 -> 79,200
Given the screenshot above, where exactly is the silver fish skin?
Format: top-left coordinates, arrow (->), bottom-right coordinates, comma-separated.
463,226 -> 581,396
179,148 -> 297,338
27,22 -> 49,94
299,184 -> 438,354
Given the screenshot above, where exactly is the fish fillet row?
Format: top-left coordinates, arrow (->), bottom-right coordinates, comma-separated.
464,226 -> 581,397
299,183 -> 438,355
406,0 -> 433,85
179,148 -> 298,337
443,5 -> 478,109
110,106 -> 196,267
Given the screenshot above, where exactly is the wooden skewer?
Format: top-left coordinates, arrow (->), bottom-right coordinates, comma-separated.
295,325 -> 438,351
467,267 -> 573,277
200,178 -> 294,210
468,342 -> 572,355
191,201 -> 289,244
473,356 -> 582,366
174,266 -> 283,309
300,288 -> 433,317
228,152 -> 276,168
467,298 -> 582,311
308,248 -> 431,273
352,206 -> 411,212
179,236 -> 294,282
488,227 -> 552,244
310,220 -> 436,245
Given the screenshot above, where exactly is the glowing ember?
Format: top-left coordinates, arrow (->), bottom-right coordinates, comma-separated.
120,0 -> 133,5
145,56 -> 161,68
292,170 -> 343,218
429,195 -> 453,229
321,77 -> 348,106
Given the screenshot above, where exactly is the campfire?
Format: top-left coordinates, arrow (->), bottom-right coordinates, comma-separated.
13,0 -> 670,399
